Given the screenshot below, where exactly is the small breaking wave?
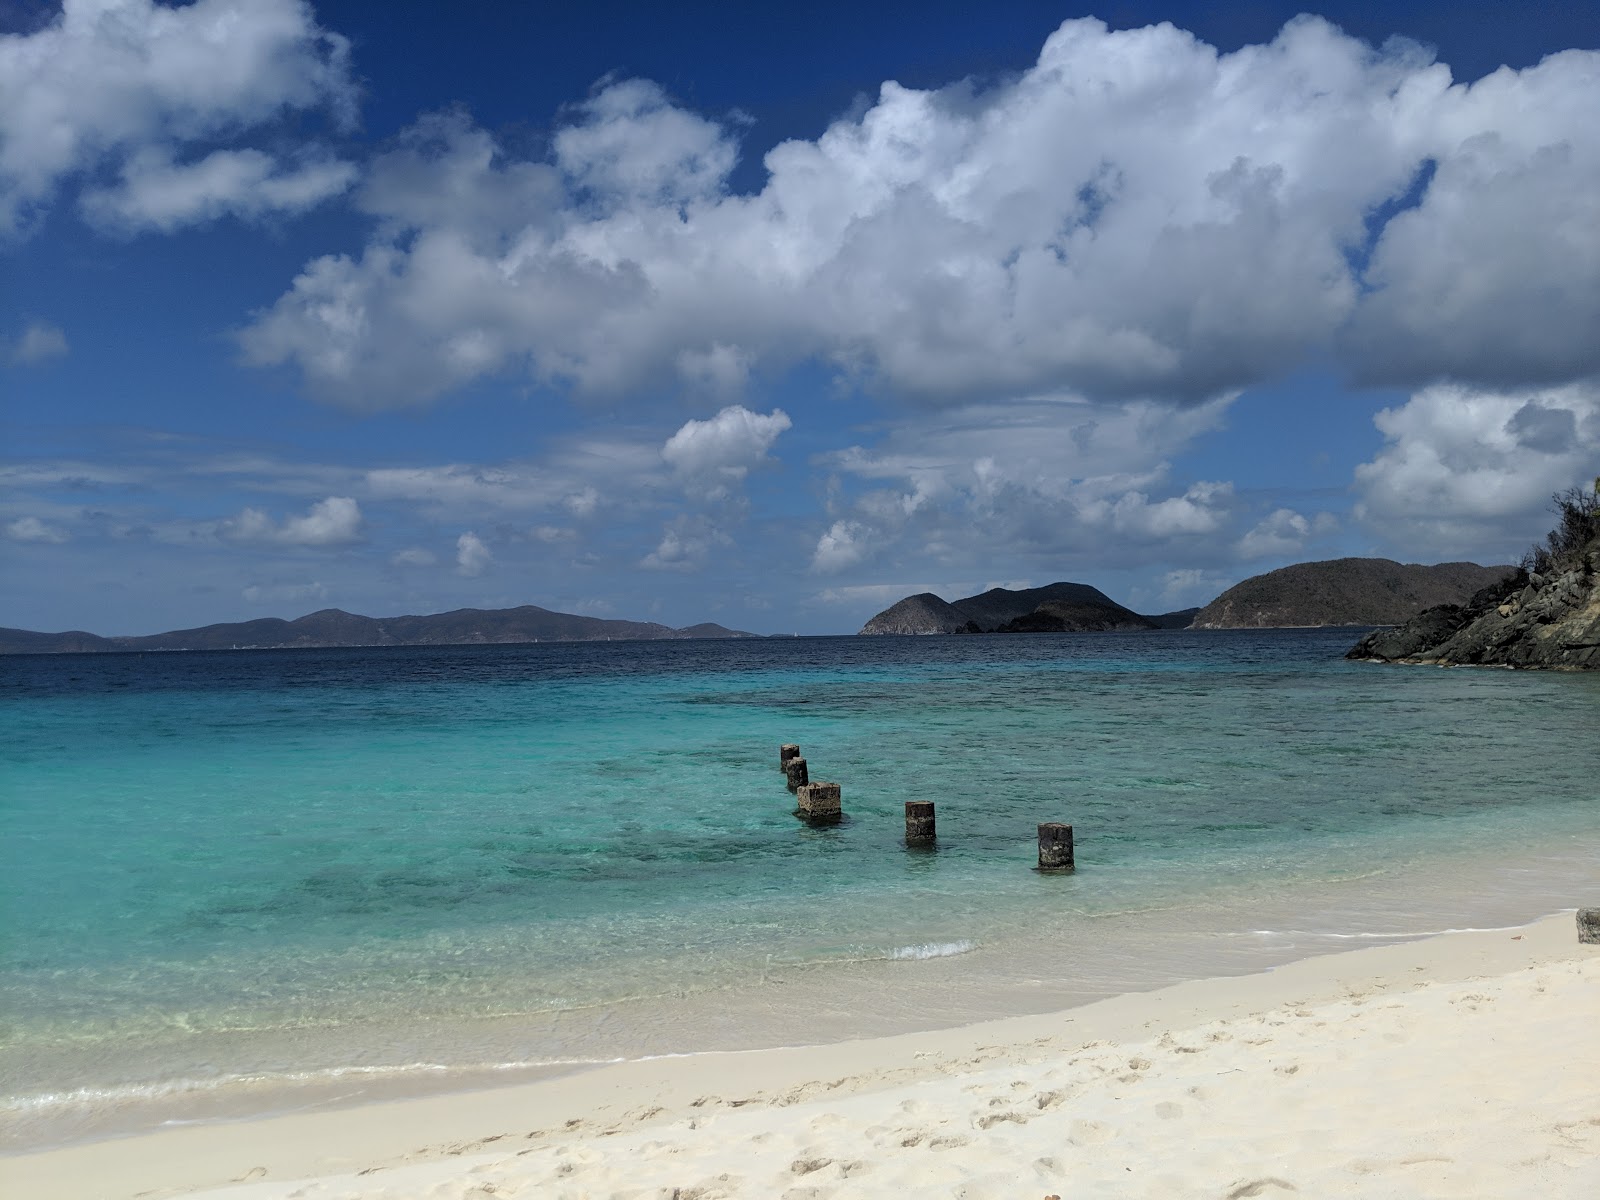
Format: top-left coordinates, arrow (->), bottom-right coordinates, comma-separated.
888,940 -> 976,961
1242,923 -> 1529,941
0,1054 -> 625,1121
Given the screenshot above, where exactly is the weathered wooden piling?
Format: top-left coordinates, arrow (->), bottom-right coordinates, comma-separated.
797,781 -> 842,824
1036,822 -> 1074,872
1579,908 -> 1600,944
905,800 -> 936,845
779,744 -> 801,771
784,756 -> 809,792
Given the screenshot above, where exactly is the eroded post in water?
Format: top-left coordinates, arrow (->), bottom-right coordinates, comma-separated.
779,744 -> 801,772
784,756 -> 809,793
1579,908 -> 1600,944
797,781 -> 842,824
1037,822 -> 1074,872
905,800 -> 936,846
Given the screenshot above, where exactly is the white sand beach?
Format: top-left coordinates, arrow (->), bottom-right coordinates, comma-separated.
7,910 -> 1597,1200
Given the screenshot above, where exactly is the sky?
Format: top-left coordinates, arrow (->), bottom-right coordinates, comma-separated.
3,1 -> 1599,636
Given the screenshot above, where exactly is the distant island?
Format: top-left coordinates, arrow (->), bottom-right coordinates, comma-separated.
1348,487 -> 1600,669
859,558 -> 1515,636
1190,559 -> 1513,629
0,605 -> 758,655
4,555 -> 1543,655
859,582 -> 1195,634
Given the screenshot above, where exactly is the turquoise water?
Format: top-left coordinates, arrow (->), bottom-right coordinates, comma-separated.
3,631 -> 1598,1146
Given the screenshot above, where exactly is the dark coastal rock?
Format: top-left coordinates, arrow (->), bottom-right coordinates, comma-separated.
859,593 -> 980,635
1347,544 -> 1600,669
1193,559 -> 1513,629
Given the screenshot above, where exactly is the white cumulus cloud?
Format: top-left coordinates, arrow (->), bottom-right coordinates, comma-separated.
81,148 -> 356,234
456,530 -> 492,575
661,404 -> 791,491
223,495 -> 363,546
4,515 -> 69,543
241,17 -> 1600,411
6,319 -> 69,365
1354,381 -> 1600,559
811,519 -> 870,573
1238,508 -> 1315,559
0,0 -> 357,236
640,515 -> 728,571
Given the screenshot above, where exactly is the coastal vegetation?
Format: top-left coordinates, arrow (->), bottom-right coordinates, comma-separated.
1349,482 -> 1600,669
1521,484 -> 1600,577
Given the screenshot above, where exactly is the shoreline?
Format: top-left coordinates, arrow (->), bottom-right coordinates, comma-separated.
6,825 -> 1596,1156
7,910 -> 1596,1199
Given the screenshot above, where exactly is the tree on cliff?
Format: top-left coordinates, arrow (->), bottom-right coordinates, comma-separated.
1521,483 -> 1600,577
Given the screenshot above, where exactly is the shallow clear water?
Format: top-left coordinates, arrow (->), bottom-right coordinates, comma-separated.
3,631 -> 1598,1147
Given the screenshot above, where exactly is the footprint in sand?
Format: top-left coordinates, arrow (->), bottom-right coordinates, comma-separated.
1225,1178 -> 1298,1198
975,1110 -> 1029,1129
1068,1119 -> 1114,1145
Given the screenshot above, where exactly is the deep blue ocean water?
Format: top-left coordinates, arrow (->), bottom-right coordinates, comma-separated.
3,630 -> 1598,1145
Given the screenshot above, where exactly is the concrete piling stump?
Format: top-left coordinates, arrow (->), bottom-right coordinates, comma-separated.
1036,822 -> 1074,872
905,801 -> 936,845
1579,908 -> 1600,944
784,756 -> 809,793
779,744 -> 801,772
797,781 -> 842,824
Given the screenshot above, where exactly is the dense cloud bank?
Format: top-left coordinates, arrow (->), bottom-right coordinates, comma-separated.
238,17 -> 1600,411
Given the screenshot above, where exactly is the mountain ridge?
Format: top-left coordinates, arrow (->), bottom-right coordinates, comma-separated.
0,604 -> 759,655
1190,559 -> 1513,629
861,582 -> 1163,635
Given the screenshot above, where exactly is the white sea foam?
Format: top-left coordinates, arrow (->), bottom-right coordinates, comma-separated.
888,940 -> 976,961
0,1055 -> 626,1118
1245,922 -> 1535,941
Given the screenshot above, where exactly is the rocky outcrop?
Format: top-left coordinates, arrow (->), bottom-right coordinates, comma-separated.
1192,559 -> 1512,629
859,593 -> 980,635
1347,545 -> 1600,669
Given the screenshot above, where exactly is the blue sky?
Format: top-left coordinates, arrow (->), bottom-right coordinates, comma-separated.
3,1 -> 1598,635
